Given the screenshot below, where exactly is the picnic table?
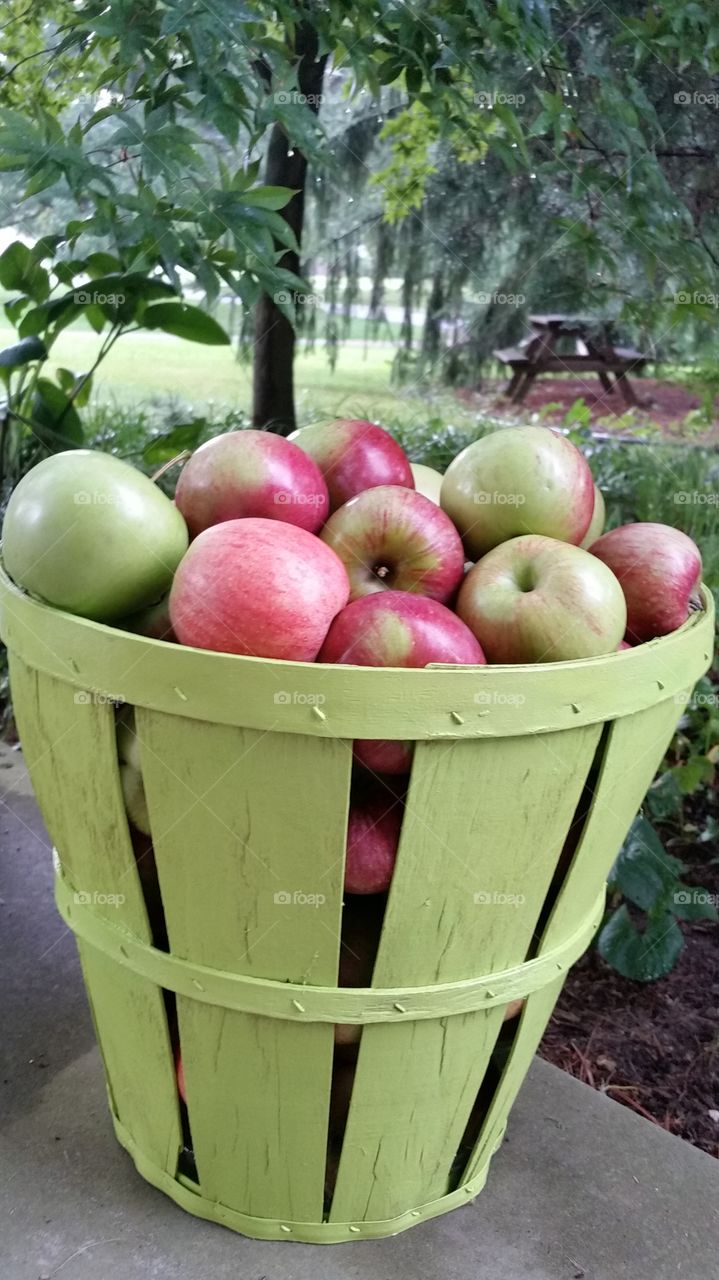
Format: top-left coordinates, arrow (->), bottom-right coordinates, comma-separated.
495,314 -> 647,407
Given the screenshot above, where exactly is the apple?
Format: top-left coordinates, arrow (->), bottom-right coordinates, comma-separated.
120,762 -> 151,835
320,485 -> 465,603
288,419 -> 413,510
589,522 -> 703,643
319,591 -> 486,774
119,593 -> 176,642
169,517 -> 349,660
410,462 -> 443,504
116,706 -> 141,772
503,998 -> 525,1023
174,429 -> 329,538
2,450 -> 188,622
440,426 -> 595,559
457,534 -> 627,663
345,779 -> 403,894
580,484 -> 605,549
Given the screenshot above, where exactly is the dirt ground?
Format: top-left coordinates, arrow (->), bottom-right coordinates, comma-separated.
460,376 -> 718,442
541,787 -> 719,1159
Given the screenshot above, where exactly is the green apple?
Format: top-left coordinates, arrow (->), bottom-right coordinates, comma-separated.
410,462 -> 443,504
2,450 -> 188,622
456,534 -> 627,663
440,426 -> 595,559
580,484 -> 605,548
120,762 -> 151,835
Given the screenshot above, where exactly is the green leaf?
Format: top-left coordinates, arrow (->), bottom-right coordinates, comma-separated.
239,185 -> 295,211
0,336 -> 47,370
30,379 -> 84,450
671,756 -> 714,795
644,771 -> 683,821
598,906 -> 684,981
55,368 -> 93,408
608,816 -> 685,911
0,241 -> 50,302
143,421 -> 206,465
140,302 -> 229,345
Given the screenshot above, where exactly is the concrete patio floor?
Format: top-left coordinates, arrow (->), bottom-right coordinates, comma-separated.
2,741 -> 718,1279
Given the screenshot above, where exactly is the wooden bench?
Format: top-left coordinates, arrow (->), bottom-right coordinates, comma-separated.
493,321 -> 647,406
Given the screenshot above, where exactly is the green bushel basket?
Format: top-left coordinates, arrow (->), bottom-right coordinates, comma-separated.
0,560 -> 713,1244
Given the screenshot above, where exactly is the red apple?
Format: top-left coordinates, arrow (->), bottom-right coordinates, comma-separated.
440,426 -> 595,559
580,485 -> 605,548
588,523 -> 702,643
288,419 -> 413,510
457,534 -> 627,663
175,430 -> 329,537
503,998 -> 525,1023
345,780 -> 403,894
169,518 -> 349,660
320,485 -> 465,603
319,591 -> 486,774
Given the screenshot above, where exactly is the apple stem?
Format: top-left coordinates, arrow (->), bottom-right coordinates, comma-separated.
151,451 -> 192,485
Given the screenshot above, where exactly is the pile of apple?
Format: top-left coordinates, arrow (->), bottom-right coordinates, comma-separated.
2,420 -> 704,905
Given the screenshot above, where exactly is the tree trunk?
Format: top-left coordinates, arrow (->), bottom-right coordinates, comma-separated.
252,25 -> 327,434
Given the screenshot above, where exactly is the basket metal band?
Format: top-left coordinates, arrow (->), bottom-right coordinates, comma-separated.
56,863 -> 604,1023
112,1112 -> 506,1243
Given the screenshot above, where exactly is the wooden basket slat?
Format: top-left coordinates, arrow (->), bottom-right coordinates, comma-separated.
8,655 -> 149,933
136,709 -> 351,1219
540,692 -> 693,952
459,978 -> 565,1184
330,723 -> 601,1222
78,941 -> 183,1174
461,691 -> 691,1187
7,658 -> 182,1170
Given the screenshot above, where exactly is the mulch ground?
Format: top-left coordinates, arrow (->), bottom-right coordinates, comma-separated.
540,793 -> 719,1159
459,376 -> 719,442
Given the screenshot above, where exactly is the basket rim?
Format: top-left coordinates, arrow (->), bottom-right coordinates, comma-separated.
0,557 -> 713,739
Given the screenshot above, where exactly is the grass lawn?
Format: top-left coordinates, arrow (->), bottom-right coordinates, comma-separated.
0,324 -> 431,423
